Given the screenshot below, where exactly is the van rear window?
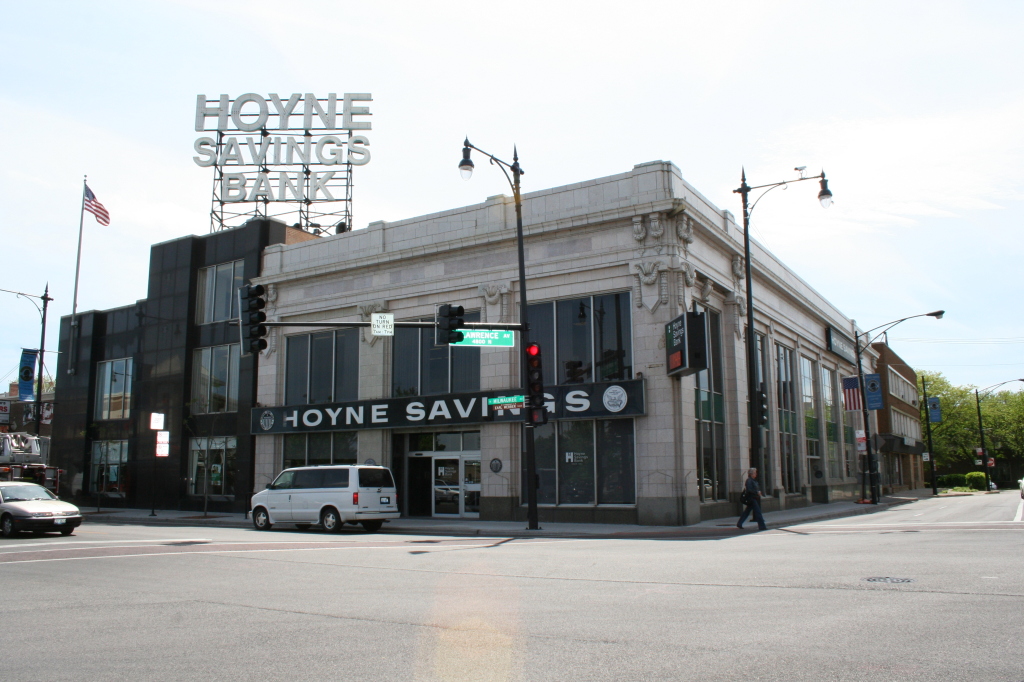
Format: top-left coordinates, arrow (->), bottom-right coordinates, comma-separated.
358,468 -> 394,488
321,469 -> 350,488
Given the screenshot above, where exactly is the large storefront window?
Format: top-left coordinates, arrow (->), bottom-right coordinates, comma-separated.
196,259 -> 244,324
95,358 -> 133,420
285,329 -> 359,405
189,437 -> 237,497
91,440 -> 128,495
528,293 -> 632,385
822,367 -> 842,479
754,333 -> 773,493
526,419 -> 635,506
191,344 -> 240,414
391,312 -> 481,397
800,356 -> 821,484
776,345 -> 800,493
283,431 -> 357,469
695,308 -> 726,501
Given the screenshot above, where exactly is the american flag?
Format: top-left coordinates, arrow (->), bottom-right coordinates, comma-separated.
842,376 -> 862,410
84,184 -> 110,226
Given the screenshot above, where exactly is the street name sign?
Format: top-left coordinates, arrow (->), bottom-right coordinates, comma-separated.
452,330 -> 516,347
371,313 -> 394,336
488,395 -> 525,411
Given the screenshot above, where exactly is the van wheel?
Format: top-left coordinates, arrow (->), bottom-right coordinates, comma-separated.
252,507 -> 272,531
321,508 -> 343,533
361,520 -> 383,533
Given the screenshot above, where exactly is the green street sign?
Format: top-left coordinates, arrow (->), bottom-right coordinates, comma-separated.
488,395 -> 525,407
451,330 -> 516,347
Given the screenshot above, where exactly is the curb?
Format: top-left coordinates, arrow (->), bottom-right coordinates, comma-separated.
79,496 -> 920,539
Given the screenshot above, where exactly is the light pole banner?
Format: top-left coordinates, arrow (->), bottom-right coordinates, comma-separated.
864,373 -> 884,411
927,396 -> 942,423
18,349 -> 38,402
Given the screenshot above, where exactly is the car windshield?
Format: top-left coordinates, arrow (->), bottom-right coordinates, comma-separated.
2,484 -> 56,502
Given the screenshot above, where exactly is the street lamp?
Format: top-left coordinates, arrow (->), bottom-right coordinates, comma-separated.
974,378 -> 1024,492
854,310 -> 944,503
734,169 -> 832,481
458,138 -> 540,531
0,285 -> 53,436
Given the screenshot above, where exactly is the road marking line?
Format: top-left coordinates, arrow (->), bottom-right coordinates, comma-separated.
0,538 -> 214,549
1015,500 -> 1023,522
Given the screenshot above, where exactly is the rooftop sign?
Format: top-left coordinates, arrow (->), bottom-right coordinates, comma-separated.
192,92 -> 372,232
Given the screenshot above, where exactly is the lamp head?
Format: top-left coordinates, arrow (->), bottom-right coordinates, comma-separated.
927,310 -> 945,319
817,173 -> 833,209
459,141 -> 474,180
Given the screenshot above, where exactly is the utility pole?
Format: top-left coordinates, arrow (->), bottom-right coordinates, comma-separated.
34,285 -> 52,436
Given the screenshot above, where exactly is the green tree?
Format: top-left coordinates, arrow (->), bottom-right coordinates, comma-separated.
918,372 -> 980,466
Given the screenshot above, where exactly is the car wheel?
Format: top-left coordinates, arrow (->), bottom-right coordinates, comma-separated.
321,508 -> 342,533
361,520 -> 383,533
0,515 -> 17,538
60,527 -> 74,536
252,507 -> 272,531
294,523 -> 311,531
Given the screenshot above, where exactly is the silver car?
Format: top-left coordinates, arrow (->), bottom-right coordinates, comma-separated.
0,481 -> 82,537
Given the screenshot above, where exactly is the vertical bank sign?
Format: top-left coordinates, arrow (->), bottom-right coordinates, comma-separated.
193,93 -> 372,230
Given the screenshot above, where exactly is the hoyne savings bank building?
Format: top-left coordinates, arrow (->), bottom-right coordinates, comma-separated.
54,160 -> 891,525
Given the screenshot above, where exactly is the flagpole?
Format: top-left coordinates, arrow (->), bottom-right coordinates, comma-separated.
67,176 -> 88,376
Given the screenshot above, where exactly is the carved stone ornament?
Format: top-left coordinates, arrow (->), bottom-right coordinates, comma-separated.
676,214 -> 695,255
731,254 -> 744,290
358,301 -> 389,345
726,291 -> 747,339
632,215 -> 646,242
677,262 -> 697,310
478,282 -> 509,323
265,284 -> 279,356
649,213 -> 664,239
699,279 -> 713,303
632,261 -> 666,313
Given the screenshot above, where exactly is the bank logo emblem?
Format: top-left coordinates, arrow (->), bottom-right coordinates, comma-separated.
259,410 -> 275,431
602,385 -> 628,413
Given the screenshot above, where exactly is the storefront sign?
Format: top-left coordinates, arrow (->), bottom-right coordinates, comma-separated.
193,92 -> 372,228
0,400 -> 9,425
665,314 -> 687,377
251,380 -> 646,434
826,327 -> 857,365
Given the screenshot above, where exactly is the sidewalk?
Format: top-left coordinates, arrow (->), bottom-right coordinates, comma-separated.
79,489 -> 932,539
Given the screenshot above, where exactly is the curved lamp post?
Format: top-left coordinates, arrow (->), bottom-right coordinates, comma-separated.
458,138 -> 540,530
734,169 -> 832,482
974,378 -> 1024,492
0,285 -> 52,436
854,310 -> 944,503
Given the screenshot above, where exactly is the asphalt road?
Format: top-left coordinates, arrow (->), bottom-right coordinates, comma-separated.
1,493 -> 1021,681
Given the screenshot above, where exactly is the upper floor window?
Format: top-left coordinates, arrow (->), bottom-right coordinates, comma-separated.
392,312 -> 481,397
192,344 -> 241,414
196,260 -> 244,324
887,368 -> 919,406
286,329 -> 359,405
527,292 -> 632,386
95,358 -> 133,420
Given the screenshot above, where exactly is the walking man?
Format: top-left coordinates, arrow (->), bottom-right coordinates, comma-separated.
737,467 -> 767,531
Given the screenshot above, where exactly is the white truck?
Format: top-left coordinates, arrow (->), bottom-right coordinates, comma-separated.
0,433 -> 60,492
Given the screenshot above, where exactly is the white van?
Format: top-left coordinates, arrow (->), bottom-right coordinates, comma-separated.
250,465 -> 399,532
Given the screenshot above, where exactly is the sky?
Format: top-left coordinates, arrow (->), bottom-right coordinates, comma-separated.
1,0 -> 1021,393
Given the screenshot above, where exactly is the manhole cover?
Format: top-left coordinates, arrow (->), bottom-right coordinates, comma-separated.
864,577 -> 915,583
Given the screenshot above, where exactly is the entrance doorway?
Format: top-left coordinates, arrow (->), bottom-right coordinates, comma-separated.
406,452 -> 481,518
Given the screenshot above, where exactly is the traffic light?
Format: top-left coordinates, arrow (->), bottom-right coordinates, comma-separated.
564,360 -> 588,384
437,304 -> 465,344
240,284 -> 269,353
754,388 -> 769,427
525,342 -> 548,425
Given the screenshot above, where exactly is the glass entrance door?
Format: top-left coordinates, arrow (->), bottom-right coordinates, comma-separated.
433,457 -> 460,516
431,454 -> 481,517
